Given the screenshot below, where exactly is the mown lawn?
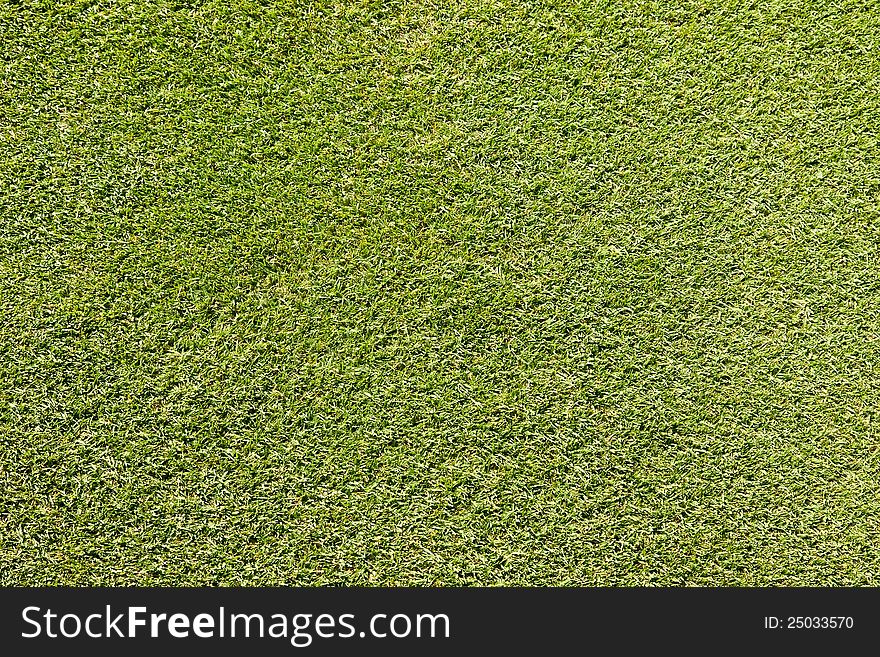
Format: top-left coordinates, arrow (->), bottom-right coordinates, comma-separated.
1,0 -> 879,585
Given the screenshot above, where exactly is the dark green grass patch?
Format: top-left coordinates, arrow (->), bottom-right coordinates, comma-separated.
1,0 -> 879,584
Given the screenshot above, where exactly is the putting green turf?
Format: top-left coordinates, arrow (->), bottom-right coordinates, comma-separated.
2,0 -> 879,585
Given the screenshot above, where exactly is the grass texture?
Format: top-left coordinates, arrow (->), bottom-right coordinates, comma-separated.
1,0 -> 879,585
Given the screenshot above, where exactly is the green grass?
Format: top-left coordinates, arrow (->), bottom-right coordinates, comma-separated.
1,0 -> 879,586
